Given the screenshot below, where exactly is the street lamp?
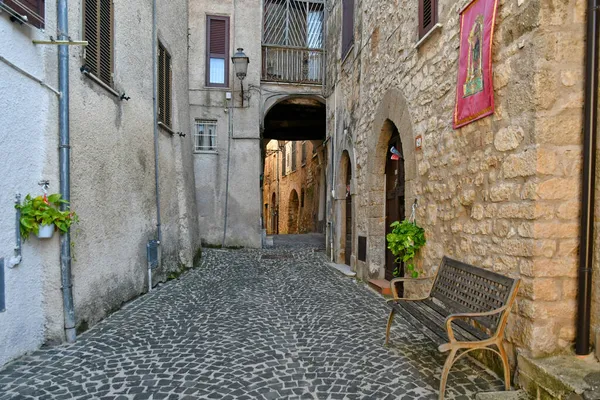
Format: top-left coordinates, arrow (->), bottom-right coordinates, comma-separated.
231,48 -> 250,106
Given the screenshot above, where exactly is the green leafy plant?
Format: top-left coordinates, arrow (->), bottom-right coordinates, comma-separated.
386,220 -> 426,278
15,193 -> 79,239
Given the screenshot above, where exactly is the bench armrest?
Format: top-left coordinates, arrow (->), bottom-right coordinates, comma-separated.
386,296 -> 430,303
390,276 -> 435,299
444,304 -> 509,342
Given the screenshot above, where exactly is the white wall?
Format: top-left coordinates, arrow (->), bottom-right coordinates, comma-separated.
0,4 -> 61,365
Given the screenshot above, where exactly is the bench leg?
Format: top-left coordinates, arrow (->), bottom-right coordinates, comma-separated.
497,342 -> 511,390
385,309 -> 395,346
439,349 -> 457,400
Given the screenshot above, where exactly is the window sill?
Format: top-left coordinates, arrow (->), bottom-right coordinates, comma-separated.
414,23 -> 443,49
158,122 -> 174,135
194,150 -> 218,154
81,70 -> 119,97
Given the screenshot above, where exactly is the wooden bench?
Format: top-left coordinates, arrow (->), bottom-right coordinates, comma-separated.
384,256 -> 520,400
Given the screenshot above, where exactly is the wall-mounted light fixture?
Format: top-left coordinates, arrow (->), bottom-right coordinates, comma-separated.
231,48 -> 249,106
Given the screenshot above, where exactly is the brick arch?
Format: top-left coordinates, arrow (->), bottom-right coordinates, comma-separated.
366,88 -> 417,277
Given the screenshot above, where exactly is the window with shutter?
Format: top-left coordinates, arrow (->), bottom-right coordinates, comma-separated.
1,0 -> 45,29
83,0 -> 114,87
206,15 -> 229,87
341,0 -> 354,59
291,141 -> 297,172
158,42 -> 172,128
281,142 -> 287,176
418,0 -> 438,39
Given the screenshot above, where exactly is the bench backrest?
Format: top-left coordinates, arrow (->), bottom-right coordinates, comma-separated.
430,257 -> 519,333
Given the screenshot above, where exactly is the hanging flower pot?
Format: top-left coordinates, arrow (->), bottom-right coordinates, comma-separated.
36,223 -> 55,239
15,193 -> 78,241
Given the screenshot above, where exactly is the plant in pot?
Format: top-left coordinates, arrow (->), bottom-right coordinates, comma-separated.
15,193 -> 78,240
386,219 -> 426,279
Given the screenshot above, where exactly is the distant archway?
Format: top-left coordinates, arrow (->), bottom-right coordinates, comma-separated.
288,190 -> 300,234
271,192 -> 278,234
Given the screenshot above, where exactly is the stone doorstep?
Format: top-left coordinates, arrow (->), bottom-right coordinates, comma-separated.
476,390 -> 531,400
518,353 -> 600,400
325,262 -> 357,277
368,279 -> 392,296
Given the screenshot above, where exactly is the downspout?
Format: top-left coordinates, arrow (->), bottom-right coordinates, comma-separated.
57,0 -> 76,343
576,0 -> 599,355
222,96 -> 233,247
152,0 -> 162,262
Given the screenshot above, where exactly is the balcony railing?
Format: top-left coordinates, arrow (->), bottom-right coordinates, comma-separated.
261,45 -> 323,84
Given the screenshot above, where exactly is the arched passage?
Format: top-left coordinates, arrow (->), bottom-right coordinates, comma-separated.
288,189 -> 300,234
365,88 -> 417,279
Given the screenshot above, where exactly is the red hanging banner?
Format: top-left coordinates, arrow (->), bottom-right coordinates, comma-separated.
453,0 -> 499,129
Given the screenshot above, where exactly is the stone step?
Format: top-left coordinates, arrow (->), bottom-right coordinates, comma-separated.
518,353 -> 600,400
326,263 -> 356,277
476,390 -> 531,400
368,279 -> 392,296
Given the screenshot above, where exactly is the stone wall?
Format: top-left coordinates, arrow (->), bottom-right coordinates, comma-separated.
325,0 -> 585,358
263,140 -> 326,235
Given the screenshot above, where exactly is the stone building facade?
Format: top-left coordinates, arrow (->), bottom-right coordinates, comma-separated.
325,0 -> 588,361
0,0 -> 200,366
262,140 -> 326,235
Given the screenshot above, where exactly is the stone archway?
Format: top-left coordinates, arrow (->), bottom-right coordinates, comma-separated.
366,89 -> 417,279
288,190 -> 300,234
336,151 -> 353,266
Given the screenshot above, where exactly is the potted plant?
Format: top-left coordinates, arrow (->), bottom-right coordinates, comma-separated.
15,193 -> 78,240
386,219 -> 426,278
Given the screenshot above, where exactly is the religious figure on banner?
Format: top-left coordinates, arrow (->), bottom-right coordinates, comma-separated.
453,0 -> 499,129
464,15 -> 484,97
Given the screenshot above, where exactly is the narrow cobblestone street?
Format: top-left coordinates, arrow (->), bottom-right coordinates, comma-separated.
0,236 -> 503,399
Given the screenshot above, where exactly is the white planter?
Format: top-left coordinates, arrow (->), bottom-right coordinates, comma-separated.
37,224 -> 55,239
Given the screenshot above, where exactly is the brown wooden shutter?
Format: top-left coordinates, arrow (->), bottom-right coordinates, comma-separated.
158,43 -> 172,127
341,0 -> 354,58
83,0 -> 113,87
2,0 -> 45,29
419,0 -> 437,39
206,15 -> 229,87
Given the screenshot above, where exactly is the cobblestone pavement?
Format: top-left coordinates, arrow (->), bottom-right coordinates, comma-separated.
0,235 -> 503,399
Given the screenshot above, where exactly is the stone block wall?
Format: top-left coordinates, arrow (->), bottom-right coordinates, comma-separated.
325,0 -> 586,357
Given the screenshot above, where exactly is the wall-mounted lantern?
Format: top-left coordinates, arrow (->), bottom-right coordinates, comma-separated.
231,48 -> 249,106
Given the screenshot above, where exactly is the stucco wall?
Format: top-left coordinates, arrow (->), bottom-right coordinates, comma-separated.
189,0 -> 262,248
62,0 -> 199,330
0,6 -> 61,366
326,0 -> 585,358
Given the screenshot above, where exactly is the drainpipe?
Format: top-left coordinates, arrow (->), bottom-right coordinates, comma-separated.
152,0 -> 162,251
222,96 -> 233,247
57,0 -> 76,343
576,0 -> 599,356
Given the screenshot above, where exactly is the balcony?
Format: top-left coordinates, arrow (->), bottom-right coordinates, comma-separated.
262,0 -> 324,85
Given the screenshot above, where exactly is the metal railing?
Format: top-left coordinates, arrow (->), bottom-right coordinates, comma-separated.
261,45 -> 323,84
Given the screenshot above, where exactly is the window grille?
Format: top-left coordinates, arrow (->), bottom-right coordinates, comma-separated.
195,120 -> 217,152
83,0 -> 114,86
158,42 -> 172,127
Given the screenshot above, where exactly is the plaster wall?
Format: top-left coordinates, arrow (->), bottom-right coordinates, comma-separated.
189,0 -> 262,248
0,7 -> 60,365
326,0 -> 585,358
60,0 -> 198,331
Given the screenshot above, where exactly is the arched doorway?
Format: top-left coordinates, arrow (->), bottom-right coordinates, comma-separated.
337,151 -> 353,266
288,190 -> 299,234
271,192 -> 278,234
385,124 -> 405,280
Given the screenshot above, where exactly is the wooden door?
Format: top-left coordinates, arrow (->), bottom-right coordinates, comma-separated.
385,130 -> 405,281
345,165 -> 352,266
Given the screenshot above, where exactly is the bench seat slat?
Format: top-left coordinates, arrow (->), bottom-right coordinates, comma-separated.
421,299 -> 490,341
430,292 -> 498,333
